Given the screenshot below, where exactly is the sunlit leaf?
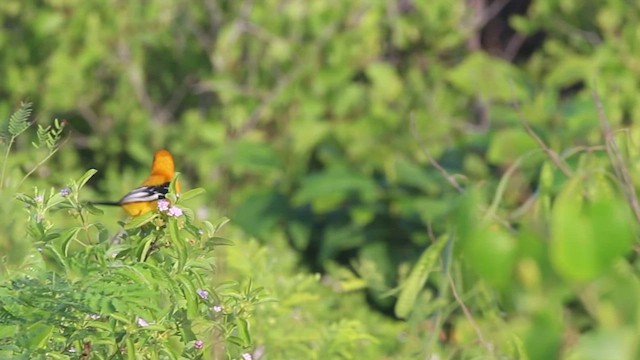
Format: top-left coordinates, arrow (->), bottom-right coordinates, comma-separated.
395,235 -> 448,319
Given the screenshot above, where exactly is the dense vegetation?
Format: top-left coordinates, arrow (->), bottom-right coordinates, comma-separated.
2,0 -> 640,358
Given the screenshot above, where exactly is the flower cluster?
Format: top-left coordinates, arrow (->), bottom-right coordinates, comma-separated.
196,289 -> 209,300
59,187 -> 71,197
157,199 -> 183,217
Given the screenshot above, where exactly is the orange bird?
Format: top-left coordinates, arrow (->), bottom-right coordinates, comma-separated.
94,149 -> 181,216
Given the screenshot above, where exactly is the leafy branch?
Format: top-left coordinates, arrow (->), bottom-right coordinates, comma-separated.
1,102 -> 33,189
0,102 -> 68,190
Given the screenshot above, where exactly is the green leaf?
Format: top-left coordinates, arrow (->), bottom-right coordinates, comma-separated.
456,188 -> 517,288
550,178 -> 634,281
84,202 -> 105,216
169,217 -> 187,271
463,225 -> 517,288
76,168 -> 98,190
237,317 -> 252,346
177,274 -> 198,318
486,129 -> 538,165
211,217 -> 231,234
138,235 -> 155,262
447,52 -> 526,101
394,234 -> 448,319
124,211 -> 158,230
567,328 -> 635,360
42,242 -> 69,273
25,322 -> 53,350
366,62 -> 402,101
0,324 -> 18,339
164,336 -> 185,359
126,336 -> 136,360
169,172 -> 181,195
208,236 -> 234,246
177,187 -> 206,202
57,227 -> 81,256
109,313 -> 131,324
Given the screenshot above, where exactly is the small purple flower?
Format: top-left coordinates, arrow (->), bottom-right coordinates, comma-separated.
196,289 -> 209,300
212,305 -> 223,313
167,206 -> 183,217
136,317 -> 149,327
242,352 -> 253,360
60,187 -> 71,197
194,340 -> 204,349
88,314 -> 100,320
34,195 -> 44,203
157,199 -> 170,211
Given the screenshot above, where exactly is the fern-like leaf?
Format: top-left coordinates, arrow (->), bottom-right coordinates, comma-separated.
8,101 -> 32,137
0,305 -> 20,324
47,119 -> 65,149
34,124 -> 50,149
0,129 -> 8,145
33,119 -> 65,149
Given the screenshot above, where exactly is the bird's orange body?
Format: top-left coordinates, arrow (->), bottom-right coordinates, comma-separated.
95,150 -> 181,217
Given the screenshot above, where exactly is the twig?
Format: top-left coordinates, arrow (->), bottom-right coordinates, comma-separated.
18,136 -> 70,188
409,112 -> 464,193
560,145 -> 607,160
512,101 -> 574,177
447,273 -> 495,357
592,88 -> 640,224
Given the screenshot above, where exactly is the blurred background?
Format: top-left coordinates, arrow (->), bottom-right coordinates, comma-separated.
2,0 -> 640,358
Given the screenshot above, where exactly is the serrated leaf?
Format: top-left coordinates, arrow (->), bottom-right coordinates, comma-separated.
8,102 -> 32,137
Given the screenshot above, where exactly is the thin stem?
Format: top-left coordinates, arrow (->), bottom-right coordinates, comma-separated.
592,88 -> 640,224
448,273 -> 495,358
409,112 -> 464,193
0,136 -> 16,189
18,136 -> 69,188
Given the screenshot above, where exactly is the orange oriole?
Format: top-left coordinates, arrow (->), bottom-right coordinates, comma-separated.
93,149 -> 181,216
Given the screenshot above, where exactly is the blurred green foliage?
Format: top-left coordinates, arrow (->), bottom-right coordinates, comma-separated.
3,0 -> 640,358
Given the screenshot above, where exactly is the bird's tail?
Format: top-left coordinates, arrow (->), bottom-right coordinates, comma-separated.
86,200 -> 121,206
